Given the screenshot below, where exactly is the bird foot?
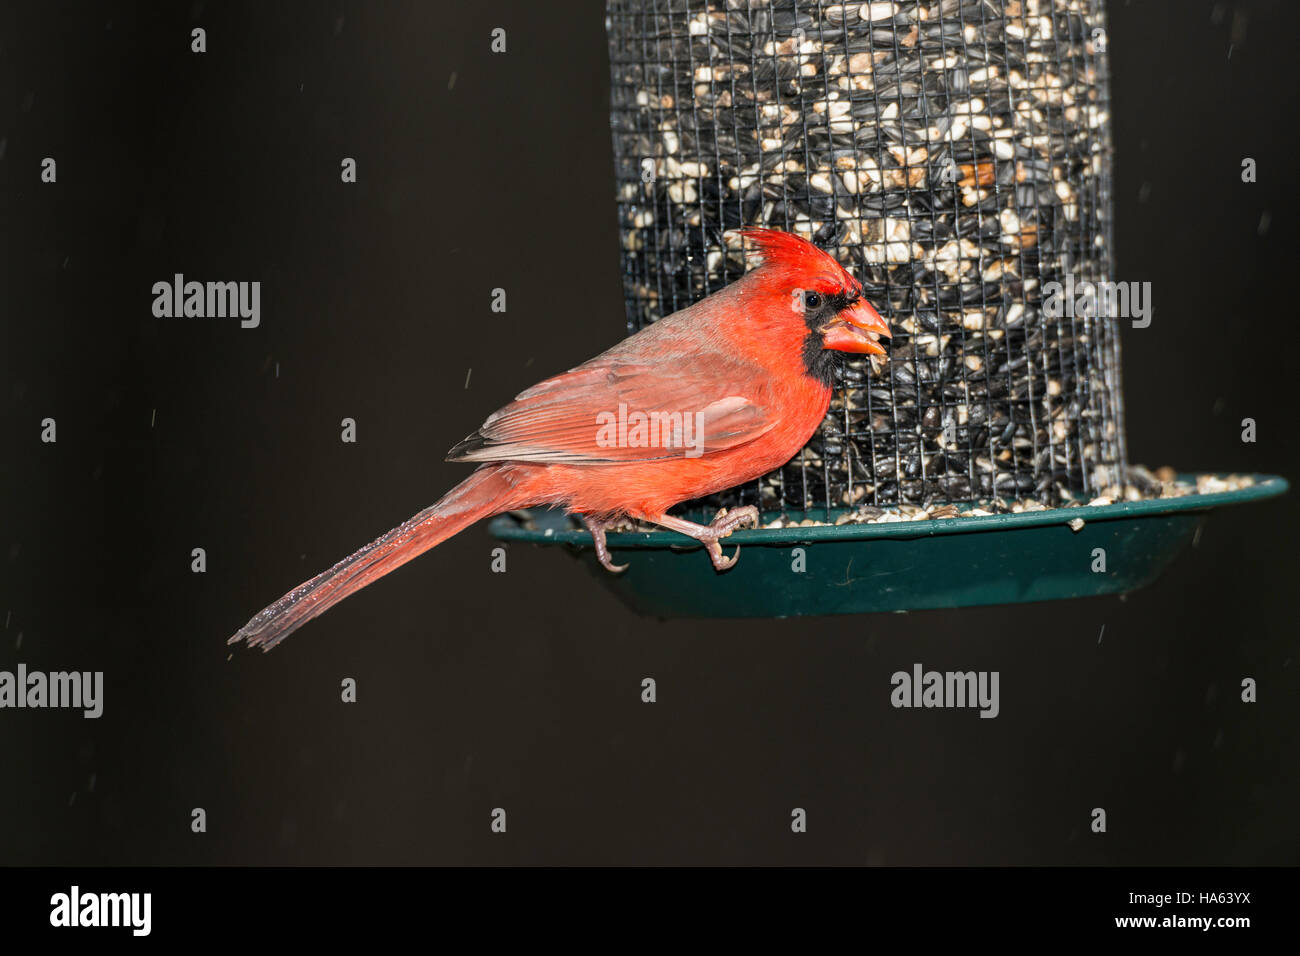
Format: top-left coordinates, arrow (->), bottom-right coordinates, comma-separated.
709,506 -> 761,538
656,506 -> 760,572
580,515 -> 629,573
701,506 -> 760,570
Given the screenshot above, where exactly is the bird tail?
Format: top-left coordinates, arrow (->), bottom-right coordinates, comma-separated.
228,465 -> 532,652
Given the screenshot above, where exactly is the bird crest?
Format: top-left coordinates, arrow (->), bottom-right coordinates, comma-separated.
738,228 -> 862,296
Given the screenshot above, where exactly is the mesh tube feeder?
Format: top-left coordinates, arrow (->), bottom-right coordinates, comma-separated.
491,0 -> 1287,615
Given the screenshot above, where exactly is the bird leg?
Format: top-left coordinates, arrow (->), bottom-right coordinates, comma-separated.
579,515 -> 629,573
653,506 -> 761,571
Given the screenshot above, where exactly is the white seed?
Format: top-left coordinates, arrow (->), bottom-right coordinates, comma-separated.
861,2 -> 898,22
884,217 -> 910,242
666,181 -> 697,204
885,241 -> 911,263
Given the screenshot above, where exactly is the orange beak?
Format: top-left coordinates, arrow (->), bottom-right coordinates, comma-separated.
818,298 -> 891,355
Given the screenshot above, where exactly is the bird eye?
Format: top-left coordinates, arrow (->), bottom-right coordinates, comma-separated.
803,290 -> 823,310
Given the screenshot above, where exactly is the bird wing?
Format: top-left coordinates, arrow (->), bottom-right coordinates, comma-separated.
447,333 -> 777,465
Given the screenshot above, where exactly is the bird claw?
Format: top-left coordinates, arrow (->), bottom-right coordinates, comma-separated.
580,515 -> 629,573
704,540 -> 742,571
708,506 -> 760,538
700,506 -> 759,571
600,554 -> 630,573
649,506 -> 760,572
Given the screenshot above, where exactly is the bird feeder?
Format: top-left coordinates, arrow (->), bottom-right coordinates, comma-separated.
491,0 -> 1287,612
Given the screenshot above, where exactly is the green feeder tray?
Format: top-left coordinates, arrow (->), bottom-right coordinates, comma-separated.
489,474 -> 1287,618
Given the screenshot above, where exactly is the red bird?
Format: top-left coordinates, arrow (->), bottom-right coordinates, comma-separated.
229,229 -> 889,650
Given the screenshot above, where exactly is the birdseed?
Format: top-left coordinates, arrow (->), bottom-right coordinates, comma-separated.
551,471 -> 1255,534
606,0 -> 1124,513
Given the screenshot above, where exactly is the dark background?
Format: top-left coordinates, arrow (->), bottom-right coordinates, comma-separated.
1,0 -> 1295,865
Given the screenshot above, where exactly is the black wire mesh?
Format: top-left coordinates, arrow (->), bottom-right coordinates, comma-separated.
606,0 -> 1127,513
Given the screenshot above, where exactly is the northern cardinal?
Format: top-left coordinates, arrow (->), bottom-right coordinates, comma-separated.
229,229 -> 889,650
